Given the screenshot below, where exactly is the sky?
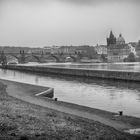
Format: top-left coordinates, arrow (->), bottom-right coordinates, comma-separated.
0,0 -> 140,47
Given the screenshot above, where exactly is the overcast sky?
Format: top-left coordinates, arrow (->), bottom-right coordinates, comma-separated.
0,0 -> 140,47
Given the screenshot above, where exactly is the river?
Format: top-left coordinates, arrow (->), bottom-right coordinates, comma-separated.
0,62 -> 140,118
21,62 -> 140,72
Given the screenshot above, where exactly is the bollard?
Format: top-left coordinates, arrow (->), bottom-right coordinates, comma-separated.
54,98 -> 58,101
119,111 -> 123,116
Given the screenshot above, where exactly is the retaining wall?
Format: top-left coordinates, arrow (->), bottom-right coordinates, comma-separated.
1,65 -> 140,81
35,88 -> 54,98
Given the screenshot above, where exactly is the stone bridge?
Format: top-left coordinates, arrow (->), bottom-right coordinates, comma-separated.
0,50 -> 82,65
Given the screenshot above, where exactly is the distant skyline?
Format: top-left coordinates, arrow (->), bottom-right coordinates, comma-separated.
0,0 -> 140,47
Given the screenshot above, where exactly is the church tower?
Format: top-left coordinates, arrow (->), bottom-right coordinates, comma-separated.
116,34 -> 125,45
107,31 -> 116,46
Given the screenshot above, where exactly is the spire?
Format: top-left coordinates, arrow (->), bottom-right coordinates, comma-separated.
107,30 -> 116,46
109,30 -> 114,38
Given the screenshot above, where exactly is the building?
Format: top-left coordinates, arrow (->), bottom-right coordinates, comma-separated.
50,46 -> 61,54
128,43 -> 136,55
116,34 -> 125,45
135,41 -> 140,57
107,31 -> 116,46
107,31 -> 134,62
95,44 -> 107,55
57,46 -> 76,54
43,46 -> 53,54
27,48 -> 44,54
107,44 -> 131,62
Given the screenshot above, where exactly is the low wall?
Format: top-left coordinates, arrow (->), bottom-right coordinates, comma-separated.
1,65 -> 140,81
35,88 -> 54,98
0,78 -> 54,99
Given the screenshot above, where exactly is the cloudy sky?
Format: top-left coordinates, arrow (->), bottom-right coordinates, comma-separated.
0,0 -> 140,47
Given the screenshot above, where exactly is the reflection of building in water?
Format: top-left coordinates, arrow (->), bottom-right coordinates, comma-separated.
13,71 -> 16,77
3,69 -> 7,75
35,76 -> 39,84
107,31 -> 135,62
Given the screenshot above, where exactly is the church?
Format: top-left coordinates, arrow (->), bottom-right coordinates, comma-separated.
107,31 -> 133,62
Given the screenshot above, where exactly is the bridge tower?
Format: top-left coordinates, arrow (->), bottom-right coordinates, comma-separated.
19,50 -> 26,64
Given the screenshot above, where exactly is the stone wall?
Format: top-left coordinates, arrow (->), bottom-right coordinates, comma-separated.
1,65 -> 140,81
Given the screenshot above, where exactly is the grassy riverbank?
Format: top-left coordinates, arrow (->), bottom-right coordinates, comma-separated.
0,82 -> 139,140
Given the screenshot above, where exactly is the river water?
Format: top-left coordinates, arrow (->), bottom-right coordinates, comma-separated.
1,62 -> 140,117
25,62 -> 140,72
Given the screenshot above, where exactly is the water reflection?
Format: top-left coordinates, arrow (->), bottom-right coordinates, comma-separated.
0,68 -> 140,117
35,76 -> 39,84
41,62 -> 140,72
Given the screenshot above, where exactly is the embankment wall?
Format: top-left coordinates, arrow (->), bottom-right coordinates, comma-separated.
1,65 -> 140,81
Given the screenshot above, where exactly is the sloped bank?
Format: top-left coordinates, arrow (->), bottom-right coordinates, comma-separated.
2,65 -> 140,81
0,79 -> 54,99
1,79 -> 140,136
0,80 -> 140,140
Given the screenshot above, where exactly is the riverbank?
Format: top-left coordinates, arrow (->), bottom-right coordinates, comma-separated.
0,79 -> 140,139
2,64 -> 140,82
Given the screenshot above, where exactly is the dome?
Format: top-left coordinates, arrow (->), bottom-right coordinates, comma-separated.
116,34 -> 125,45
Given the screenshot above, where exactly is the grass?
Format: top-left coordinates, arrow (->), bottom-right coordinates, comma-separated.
0,82 -> 139,140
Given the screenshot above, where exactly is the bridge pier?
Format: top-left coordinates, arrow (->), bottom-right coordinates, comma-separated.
0,51 -> 7,67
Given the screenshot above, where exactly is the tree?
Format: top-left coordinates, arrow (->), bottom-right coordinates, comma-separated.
125,52 -> 136,62
100,54 -> 107,62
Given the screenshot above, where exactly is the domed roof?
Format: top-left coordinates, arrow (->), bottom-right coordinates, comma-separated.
116,34 -> 125,45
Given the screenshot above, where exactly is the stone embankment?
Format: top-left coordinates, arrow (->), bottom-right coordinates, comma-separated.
1,81 -> 139,140
1,65 -> 140,81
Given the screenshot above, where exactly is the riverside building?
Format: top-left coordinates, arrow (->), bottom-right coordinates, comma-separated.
95,44 -> 107,55
107,31 -> 134,62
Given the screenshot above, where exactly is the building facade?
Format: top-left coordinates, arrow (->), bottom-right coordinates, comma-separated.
135,41 -> 140,57
95,45 -> 107,55
107,31 -> 134,62
107,31 -> 116,46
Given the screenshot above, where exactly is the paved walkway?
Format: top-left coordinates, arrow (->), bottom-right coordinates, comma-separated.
0,79 -> 136,131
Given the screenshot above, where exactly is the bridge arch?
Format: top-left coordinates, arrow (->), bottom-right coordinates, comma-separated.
5,54 -> 26,64
25,55 -> 41,63
5,55 -> 18,63
46,54 -> 60,62
64,55 -> 78,62
6,54 -> 19,59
